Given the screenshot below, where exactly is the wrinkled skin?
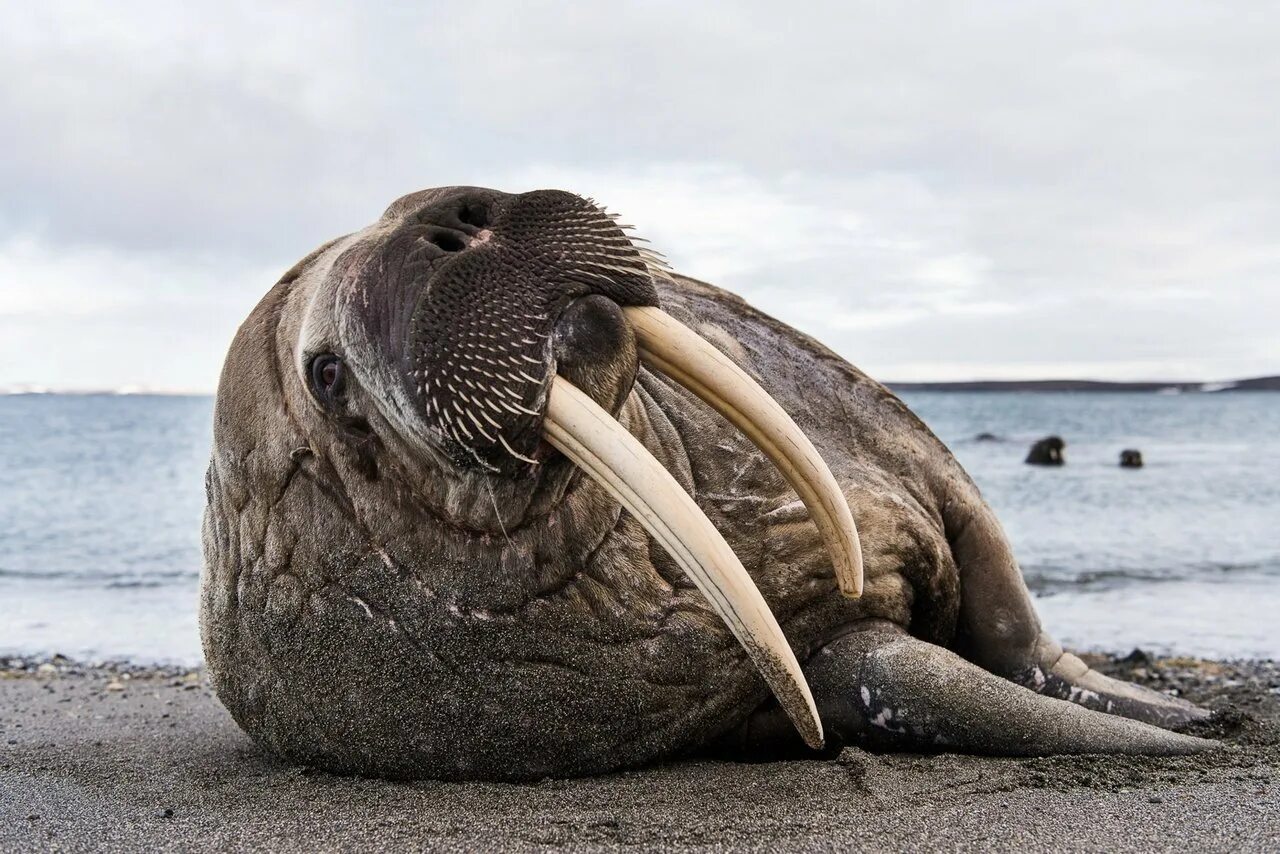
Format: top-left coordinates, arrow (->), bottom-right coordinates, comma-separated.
201,187 -> 1211,781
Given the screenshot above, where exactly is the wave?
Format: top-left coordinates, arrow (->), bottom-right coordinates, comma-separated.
0,568 -> 200,584
1027,559 -> 1280,596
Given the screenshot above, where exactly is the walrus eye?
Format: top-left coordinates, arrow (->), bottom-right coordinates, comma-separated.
309,354 -> 345,402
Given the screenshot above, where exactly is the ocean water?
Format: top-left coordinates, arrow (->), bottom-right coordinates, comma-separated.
0,392 -> 1277,665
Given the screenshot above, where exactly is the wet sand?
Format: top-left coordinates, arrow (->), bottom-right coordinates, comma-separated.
1,653 -> 1277,852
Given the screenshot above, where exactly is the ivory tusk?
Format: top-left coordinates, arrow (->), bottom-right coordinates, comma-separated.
623,306 -> 864,598
543,375 -> 824,750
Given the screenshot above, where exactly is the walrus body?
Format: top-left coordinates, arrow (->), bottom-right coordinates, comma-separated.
201,187 -> 1213,781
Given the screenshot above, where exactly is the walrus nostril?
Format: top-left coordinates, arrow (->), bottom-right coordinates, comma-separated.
430,231 -> 466,253
457,202 -> 489,228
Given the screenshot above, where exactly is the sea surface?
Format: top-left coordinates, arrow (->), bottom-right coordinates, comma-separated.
1,392 -> 1277,665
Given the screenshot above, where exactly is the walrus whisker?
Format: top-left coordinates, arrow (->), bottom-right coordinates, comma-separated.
481,471 -> 515,547
623,306 -> 865,599
464,410 -> 496,443
542,375 -> 824,750
498,434 -> 539,466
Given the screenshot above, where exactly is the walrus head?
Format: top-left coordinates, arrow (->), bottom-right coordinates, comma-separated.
202,186 -> 862,776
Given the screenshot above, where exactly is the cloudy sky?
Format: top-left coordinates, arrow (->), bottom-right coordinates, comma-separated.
2,2 -> 1277,391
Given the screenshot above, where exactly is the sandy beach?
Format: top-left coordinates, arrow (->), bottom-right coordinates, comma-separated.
0,653 -> 1275,852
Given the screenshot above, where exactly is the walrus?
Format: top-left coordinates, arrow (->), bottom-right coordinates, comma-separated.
200,186 -> 1214,781
1026,435 -> 1066,466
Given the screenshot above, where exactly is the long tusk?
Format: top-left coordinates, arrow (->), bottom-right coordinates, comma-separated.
543,375 -> 824,749
623,306 -> 864,598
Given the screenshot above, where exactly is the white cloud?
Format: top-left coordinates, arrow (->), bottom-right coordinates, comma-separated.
0,236 -> 277,391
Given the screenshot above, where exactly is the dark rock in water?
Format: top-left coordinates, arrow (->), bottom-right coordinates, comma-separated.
1025,436 -> 1065,466
1120,449 -> 1144,468
974,432 -> 1001,442
1122,648 -> 1153,665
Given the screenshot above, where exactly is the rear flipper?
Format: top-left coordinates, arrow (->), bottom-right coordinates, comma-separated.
947,502 -> 1211,729
1012,636 -> 1210,729
717,622 -> 1217,759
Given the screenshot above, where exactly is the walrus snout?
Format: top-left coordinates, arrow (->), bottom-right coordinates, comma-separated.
389,188 -> 659,472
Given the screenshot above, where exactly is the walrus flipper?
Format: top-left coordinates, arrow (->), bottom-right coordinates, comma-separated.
946,502 -> 1211,729
1014,644 -> 1210,730
720,624 -> 1216,759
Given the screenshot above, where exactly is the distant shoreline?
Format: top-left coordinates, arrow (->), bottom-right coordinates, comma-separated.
2,376 -> 1280,399
2,374 -> 1278,397
0,388 -> 212,397
889,375 -> 1280,393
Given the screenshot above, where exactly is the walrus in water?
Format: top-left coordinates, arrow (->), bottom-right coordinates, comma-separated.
1120,449 -> 1145,468
200,187 -> 1214,780
1026,435 -> 1066,466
